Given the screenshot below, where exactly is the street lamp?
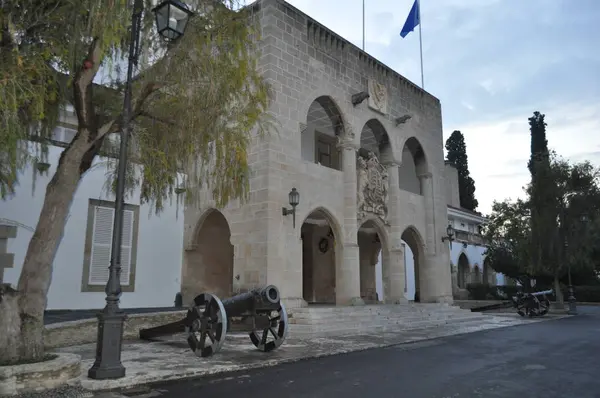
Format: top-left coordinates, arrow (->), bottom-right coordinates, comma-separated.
282,188 -> 300,228
88,0 -> 193,380
442,224 -> 455,248
153,0 -> 194,41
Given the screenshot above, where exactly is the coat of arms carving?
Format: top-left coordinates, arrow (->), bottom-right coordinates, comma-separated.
357,152 -> 389,223
368,79 -> 387,114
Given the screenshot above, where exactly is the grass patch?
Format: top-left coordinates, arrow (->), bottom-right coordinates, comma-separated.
0,353 -> 58,367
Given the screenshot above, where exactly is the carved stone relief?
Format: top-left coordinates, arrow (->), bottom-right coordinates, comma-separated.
368,79 -> 388,115
357,152 -> 389,224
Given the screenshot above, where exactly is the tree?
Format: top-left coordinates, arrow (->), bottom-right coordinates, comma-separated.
485,151 -> 600,301
445,130 -> 478,211
483,199 -> 532,286
526,112 -> 562,298
0,0 -> 272,364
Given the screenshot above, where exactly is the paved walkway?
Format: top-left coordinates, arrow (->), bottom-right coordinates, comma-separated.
53,313 -> 565,393
129,307 -> 599,398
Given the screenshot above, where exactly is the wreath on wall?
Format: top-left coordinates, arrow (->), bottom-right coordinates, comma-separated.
318,238 -> 329,253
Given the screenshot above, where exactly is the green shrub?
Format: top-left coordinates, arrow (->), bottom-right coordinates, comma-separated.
465,283 -> 600,303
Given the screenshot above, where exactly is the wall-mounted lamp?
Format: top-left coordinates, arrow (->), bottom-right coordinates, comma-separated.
395,114 -> 412,126
282,187 -> 300,228
441,224 -> 455,248
351,91 -> 370,106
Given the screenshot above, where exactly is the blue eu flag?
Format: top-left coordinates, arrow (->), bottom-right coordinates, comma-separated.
400,0 -> 420,38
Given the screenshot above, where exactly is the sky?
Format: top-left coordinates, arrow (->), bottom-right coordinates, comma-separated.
253,0 -> 600,215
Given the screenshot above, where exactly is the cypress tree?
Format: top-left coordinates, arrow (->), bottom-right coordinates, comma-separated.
445,130 -> 478,211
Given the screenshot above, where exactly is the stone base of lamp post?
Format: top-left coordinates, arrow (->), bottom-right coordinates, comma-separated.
87,311 -> 128,379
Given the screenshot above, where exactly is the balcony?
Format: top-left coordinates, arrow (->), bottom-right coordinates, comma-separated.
455,230 -> 487,246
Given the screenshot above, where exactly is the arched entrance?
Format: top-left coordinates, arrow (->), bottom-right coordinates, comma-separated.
302,96 -> 345,170
401,227 -> 425,302
182,210 -> 233,303
398,137 -> 428,194
357,219 -> 386,303
457,253 -> 470,288
301,209 -> 338,304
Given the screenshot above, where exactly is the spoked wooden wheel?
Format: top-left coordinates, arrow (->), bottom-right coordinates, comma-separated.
515,296 -> 528,317
186,293 -> 227,357
249,303 -> 289,352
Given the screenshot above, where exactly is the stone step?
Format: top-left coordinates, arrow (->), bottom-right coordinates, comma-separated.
288,314 -> 492,336
288,308 -> 474,323
288,311 -> 483,325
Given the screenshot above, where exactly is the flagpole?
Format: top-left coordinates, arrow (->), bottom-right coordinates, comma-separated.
417,0 -> 424,89
362,0 -> 365,50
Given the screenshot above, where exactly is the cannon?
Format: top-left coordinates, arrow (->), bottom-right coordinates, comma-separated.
470,288 -> 552,318
139,285 -> 289,357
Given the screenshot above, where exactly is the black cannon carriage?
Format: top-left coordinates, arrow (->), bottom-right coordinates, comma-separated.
470,288 -> 553,317
139,285 -> 289,357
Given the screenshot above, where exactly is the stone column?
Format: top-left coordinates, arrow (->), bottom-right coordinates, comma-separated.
418,172 -> 438,302
383,163 -> 407,303
336,138 -> 363,306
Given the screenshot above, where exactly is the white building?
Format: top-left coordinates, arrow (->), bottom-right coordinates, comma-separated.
1,106 -> 184,310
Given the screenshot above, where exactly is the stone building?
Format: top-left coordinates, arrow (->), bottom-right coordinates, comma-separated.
181,0 -> 454,309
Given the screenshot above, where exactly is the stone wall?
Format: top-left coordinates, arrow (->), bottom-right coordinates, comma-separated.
181,0 -> 453,308
444,161 -> 460,208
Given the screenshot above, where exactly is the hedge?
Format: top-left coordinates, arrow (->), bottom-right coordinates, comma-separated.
465,283 -> 600,303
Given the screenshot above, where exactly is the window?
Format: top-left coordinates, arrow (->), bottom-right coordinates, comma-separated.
51,126 -> 77,144
314,131 -> 340,170
81,199 -> 139,292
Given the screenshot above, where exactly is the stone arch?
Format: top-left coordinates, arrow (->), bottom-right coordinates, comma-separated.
301,95 -> 348,170
401,226 -> 426,302
357,217 -> 390,303
182,208 -> 234,305
359,118 -> 393,163
300,207 -> 343,305
457,252 -> 470,289
398,136 -> 429,195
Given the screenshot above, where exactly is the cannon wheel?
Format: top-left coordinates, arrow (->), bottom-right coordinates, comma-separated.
249,302 -> 289,352
186,293 -> 228,357
515,296 -> 528,317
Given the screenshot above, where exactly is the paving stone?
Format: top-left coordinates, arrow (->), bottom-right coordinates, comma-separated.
54,313 -> 566,393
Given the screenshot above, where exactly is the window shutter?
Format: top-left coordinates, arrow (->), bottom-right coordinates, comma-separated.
89,206 -> 114,285
119,209 -> 134,286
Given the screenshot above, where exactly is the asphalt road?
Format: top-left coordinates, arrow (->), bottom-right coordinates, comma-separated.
136,307 -> 600,398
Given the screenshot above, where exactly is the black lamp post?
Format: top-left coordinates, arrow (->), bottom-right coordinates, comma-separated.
282,188 -> 300,228
442,224 -> 455,248
563,236 -> 577,315
88,0 -> 192,380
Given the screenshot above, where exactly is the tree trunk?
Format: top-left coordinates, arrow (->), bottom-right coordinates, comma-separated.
0,138 -> 89,363
554,275 -> 564,306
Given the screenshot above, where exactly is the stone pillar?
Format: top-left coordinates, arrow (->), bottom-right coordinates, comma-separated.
418,172 -> 439,302
0,225 -> 17,284
336,138 -> 363,306
383,163 -> 407,304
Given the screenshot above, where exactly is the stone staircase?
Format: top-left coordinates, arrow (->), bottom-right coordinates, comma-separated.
288,303 -> 492,337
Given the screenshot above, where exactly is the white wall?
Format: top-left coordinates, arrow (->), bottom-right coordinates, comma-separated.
1,143 -> 184,310
375,240 -> 416,302
450,242 -> 504,285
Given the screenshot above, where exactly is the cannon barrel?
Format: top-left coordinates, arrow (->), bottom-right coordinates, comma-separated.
221,285 -> 280,316
530,289 -> 553,297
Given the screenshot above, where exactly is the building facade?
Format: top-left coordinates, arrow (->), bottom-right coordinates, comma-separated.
2,0 -> 458,311
180,0 -> 454,309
